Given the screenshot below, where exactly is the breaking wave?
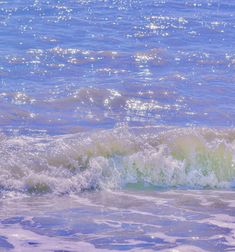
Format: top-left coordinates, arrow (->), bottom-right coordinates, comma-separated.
1,126 -> 235,194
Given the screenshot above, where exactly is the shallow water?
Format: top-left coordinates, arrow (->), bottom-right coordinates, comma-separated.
1,190 -> 235,252
0,0 -> 235,251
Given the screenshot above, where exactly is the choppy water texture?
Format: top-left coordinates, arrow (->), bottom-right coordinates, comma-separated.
0,0 -> 235,134
0,0 -> 235,251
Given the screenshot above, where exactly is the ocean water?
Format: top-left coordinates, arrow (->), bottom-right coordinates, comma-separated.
0,0 -> 235,251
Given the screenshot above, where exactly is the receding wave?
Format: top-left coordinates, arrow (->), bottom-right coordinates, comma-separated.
0,126 -> 235,194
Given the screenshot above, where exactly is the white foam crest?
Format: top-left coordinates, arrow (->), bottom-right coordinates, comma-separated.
0,127 -> 235,194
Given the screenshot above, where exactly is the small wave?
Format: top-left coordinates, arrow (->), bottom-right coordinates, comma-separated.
0,127 -> 235,194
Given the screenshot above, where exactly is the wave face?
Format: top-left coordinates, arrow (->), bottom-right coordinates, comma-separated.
1,127 -> 235,194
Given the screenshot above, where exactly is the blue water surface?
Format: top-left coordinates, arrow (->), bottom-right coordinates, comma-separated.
0,0 -> 234,135
1,2 -> 235,252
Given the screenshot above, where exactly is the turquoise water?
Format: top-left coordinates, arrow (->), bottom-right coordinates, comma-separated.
0,0 -> 235,251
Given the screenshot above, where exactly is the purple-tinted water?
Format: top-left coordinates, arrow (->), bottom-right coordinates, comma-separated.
0,0 -> 235,134
0,0 -> 235,251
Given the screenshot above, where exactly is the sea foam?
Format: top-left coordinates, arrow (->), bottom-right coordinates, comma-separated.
0,127 -> 235,194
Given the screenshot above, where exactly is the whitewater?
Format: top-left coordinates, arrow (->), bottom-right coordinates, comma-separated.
0,0 -> 235,251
